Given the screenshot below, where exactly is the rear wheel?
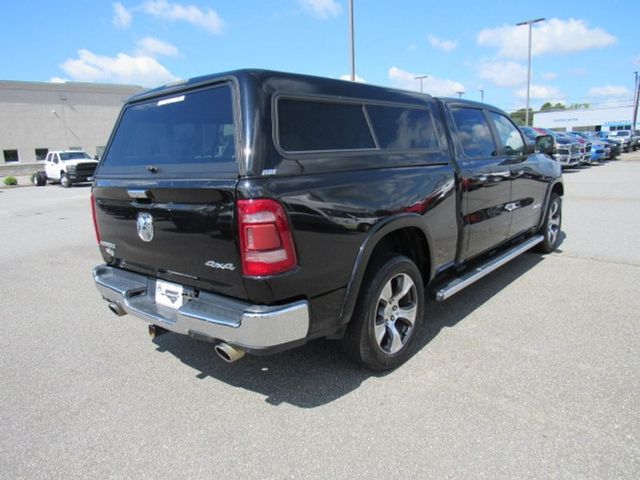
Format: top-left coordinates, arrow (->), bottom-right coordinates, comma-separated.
36,172 -> 46,186
536,193 -> 562,253
343,255 -> 424,371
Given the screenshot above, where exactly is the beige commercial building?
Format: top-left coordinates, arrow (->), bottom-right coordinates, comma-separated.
0,80 -> 144,168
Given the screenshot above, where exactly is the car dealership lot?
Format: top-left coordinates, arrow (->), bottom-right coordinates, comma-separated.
1,156 -> 639,479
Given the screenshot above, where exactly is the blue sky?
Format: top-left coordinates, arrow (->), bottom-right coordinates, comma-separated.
2,0 -> 638,113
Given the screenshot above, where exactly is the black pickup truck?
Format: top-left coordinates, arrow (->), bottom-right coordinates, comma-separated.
92,69 -> 562,370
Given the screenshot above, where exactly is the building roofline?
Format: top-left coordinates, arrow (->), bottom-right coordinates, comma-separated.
0,79 -> 145,94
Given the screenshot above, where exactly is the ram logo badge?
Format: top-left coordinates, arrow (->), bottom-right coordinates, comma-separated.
205,260 -> 236,271
137,212 -> 154,242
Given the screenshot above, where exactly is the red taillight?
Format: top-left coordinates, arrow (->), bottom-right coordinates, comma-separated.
90,193 -> 101,244
237,199 -> 297,276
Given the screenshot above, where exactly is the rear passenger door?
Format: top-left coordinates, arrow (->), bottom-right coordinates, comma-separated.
448,106 -> 512,259
45,153 -> 59,180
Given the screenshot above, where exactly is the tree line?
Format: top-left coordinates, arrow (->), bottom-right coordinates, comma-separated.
509,102 -> 591,126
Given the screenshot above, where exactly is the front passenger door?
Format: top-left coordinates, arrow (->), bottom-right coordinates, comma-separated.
488,112 -> 547,237
449,106 -> 512,259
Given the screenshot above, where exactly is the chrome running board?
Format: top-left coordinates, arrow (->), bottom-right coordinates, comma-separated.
435,235 -> 544,302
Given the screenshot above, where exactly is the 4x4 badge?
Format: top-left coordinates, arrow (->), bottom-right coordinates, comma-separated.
205,260 -> 236,271
137,212 -> 154,242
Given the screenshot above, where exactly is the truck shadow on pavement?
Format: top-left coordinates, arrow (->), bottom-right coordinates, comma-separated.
152,251 -> 549,408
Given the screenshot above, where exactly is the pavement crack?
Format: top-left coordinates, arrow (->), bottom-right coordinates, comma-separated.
557,253 -> 640,268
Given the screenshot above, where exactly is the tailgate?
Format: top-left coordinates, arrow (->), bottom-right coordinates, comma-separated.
93,181 -> 245,298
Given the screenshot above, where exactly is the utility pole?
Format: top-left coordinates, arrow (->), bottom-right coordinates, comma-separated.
633,71 -> 639,129
479,89 -> 484,102
517,17 -> 545,126
349,0 -> 355,81
456,91 -> 464,98
415,75 -> 428,93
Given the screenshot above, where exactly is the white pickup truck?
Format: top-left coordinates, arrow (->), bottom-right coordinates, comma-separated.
43,150 -> 99,187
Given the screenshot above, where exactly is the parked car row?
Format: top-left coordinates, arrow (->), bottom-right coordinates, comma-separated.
521,126 -> 635,168
596,130 -> 640,153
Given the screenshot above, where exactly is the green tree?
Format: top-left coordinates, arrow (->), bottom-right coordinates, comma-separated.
509,108 -> 533,126
567,102 -> 590,110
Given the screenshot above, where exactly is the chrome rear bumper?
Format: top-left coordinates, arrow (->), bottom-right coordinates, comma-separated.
93,265 -> 309,350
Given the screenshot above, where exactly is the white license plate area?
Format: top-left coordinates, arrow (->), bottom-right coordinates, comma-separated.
155,279 -> 184,310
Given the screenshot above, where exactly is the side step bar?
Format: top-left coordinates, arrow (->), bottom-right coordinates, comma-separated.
435,235 -> 544,302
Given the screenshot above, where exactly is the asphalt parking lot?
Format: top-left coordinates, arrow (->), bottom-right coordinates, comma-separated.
1,154 -> 639,479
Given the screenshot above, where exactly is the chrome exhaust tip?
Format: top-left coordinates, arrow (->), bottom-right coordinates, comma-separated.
214,342 -> 245,363
108,302 -> 126,316
148,324 -> 168,339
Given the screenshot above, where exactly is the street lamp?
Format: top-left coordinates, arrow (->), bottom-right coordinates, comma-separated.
633,70 -> 639,129
349,0 -> 355,81
415,75 -> 428,93
517,17 -> 545,126
479,89 -> 484,102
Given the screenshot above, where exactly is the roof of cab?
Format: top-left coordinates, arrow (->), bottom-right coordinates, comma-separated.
127,68 -> 437,105
437,97 -> 508,114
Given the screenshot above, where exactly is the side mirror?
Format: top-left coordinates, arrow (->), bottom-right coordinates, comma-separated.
535,135 -> 555,155
94,155 -> 99,160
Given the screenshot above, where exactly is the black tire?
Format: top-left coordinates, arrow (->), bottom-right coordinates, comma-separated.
343,255 -> 424,371
60,173 -> 71,188
36,172 -> 46,186
536,193 -> 562,253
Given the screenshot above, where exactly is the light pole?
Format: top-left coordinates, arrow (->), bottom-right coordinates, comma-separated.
479,89 -> 484,102
516,17 -> 545,126
633,71 -> 639,129
456,91 -> 464,98
415,75 -> 428,93
349,0 -> 355,81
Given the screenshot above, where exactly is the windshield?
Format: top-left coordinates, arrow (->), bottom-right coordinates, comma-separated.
100,84 -> 237,178
521,127 -> 538,140
60,152 -> 91,160
570,132 -> 589,139
610,131 -> 630,137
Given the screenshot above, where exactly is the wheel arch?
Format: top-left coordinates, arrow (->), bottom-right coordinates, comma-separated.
339,214 -> 433,325
551,181 -> 564,197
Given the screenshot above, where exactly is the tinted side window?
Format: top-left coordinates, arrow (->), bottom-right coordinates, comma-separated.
367,105 -> 438,150
450,108 -> 495,158
278,99 -> 375,152
490,112 -> 525,155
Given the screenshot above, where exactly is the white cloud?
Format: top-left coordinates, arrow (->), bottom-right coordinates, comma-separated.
477,18 -> 616,59
588,85 -> 630,97
515,84 -> 562,100
478,59 -> 527,87
427,34 -> 457,53
541,72 -> 558,81
60,49 -> 177,87
388,66 -> 465,97
299,0 -> 342,19
49,77 -> 69,83
340,74 -> 366,83
136,37 -> 179,57
112,2 -> 132,28
141,0 -> 224,33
